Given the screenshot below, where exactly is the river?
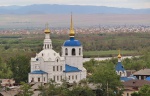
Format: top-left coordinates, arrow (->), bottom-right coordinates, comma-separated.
83,56 -> 134,62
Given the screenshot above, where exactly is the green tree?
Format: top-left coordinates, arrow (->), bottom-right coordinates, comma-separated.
138,85 -> 150,96
64,79 -> 95,96
38,83 -> 48,96
58,79 -> 71,96
0,57 -> 12,78
18,82 -> 33,96
39,80 -> 61,96
69,85 -> 95,96
89,64 -> 123,96
7,55 -> 30,83
83,59 -> 98,73
131,92 -> 140,96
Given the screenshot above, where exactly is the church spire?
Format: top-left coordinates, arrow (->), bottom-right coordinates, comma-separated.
118,49 -> 122,62
69,13 -> 75,37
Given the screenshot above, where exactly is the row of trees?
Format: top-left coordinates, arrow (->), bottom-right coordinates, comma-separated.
19,79 -> 95,96
1,32 -> 150,53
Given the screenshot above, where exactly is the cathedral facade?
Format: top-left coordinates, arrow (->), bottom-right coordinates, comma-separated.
28,15 -> 87,83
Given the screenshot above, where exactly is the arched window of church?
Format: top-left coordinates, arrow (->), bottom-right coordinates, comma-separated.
65,48 -> 68,55
38,78 -> 40,82
57,76 -> 59,81
120,72 -> 122,76
57,66 -> 59,71
31,78 -> 34,82
69,76 -> 70,80
45,44 -> 46,49
54,76 -> 55,81
72,48 -> 76,56
57,59 -> 58,62
53,66 -> 55,71
79,48 -> 81,55
47,44 -> 49,49
76,75 -> 77,80
60,66 -> 62,71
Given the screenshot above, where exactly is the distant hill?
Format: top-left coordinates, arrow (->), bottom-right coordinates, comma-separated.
0,4 -> 150,14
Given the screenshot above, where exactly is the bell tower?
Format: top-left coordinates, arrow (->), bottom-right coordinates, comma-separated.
43,23 -> 52,50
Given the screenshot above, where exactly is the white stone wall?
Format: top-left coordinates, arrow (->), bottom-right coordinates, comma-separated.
28,74 -> 48,83
64,72 -> 81,83
81,68 -> 87,80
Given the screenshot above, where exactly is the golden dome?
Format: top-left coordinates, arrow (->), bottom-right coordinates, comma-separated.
44,29 -> 50,33
118,54 -> 122,58
44,23 -> 50,34
118,49 -> 122,58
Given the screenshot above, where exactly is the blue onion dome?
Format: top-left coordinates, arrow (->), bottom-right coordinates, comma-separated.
63,37 -> 81,46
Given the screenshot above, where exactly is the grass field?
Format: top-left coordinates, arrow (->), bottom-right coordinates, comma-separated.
83,50 -> 139,57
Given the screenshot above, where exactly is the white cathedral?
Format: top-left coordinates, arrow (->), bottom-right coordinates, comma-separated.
28,15 -> 87,83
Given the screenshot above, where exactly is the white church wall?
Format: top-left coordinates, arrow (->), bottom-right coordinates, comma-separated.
64,72 -> 81,83
28,74 -> 48,83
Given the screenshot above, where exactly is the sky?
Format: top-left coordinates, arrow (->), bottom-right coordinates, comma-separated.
0,0 -> 150,9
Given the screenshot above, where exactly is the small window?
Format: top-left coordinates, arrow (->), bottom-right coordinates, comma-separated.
69,76 -> 70,80
38,78 -> 40,82
57,59 -> 58,62
54,76 -> 55,81
79,48 -> 81,55
61,76 -> 62,80
36,58 -> 38,61
60,66 -> 62,71
31,78 -> 34,82
72,76 -> 74,80
65,48 -> 68,55
76,75 -> 77,80
47,45 -> 49,49
42,53 -> 43,56
44,77 -> 45,81
57,76 -> 59,81
53,66 -> 55,71
57,66 -> 59,71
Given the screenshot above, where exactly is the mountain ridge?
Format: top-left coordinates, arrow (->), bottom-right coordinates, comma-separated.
0,4 -> 150,14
